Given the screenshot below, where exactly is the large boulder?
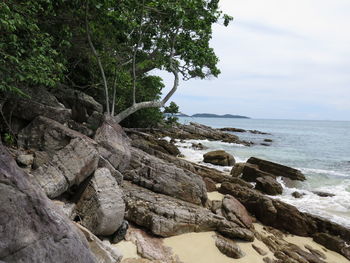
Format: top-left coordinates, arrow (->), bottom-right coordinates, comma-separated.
215,235 -> 245,259
75,168 -> 125,236
241,163 -> 274,182
203,150 -> 235,166
247,157 -> 306,181
219,182 -> 316,236
18,116 -> 94,156
125,147 -> 207,205
122,182 -> 254,241
221,195 -> 253,229
94,117 -> 131,172
0,142 -> 96,263
32,138 -> 99,198
255,176 -> 283,195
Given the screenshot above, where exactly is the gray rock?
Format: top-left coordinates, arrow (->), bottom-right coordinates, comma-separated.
255,176 -> 283,195
241,163 -> 274,182
247,157 -> 306,181
215,234 -> 245,259
125,147 -> 207,205
122,182 -> 254,241
221,195 -> 253,228
203,150 -> 235,166
16,154 -> 34,167
312,191 -> 335,197
230,162 -> 246,177
32,138 -> 99,198
76,168 -> 125,236
76,224 -> 123,263
94,117 -> 131,172
5,98 -> 71,124
313,233 -> 350,260
98,156 -> 123,184
18,116 -> 95,156
292,191 -> 305,198
112,221 -> 129,244
0,142 -> 96,263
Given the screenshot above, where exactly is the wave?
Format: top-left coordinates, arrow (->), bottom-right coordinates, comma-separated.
298,167 -> 350,178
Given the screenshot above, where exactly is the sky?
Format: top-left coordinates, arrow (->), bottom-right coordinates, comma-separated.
158,0 -> 350,120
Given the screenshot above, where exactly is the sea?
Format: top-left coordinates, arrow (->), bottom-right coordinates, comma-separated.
175,117 -> 350,228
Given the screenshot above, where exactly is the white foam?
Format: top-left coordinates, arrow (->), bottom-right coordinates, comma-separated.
272,177 -> 350,228
298,167 -> 349,178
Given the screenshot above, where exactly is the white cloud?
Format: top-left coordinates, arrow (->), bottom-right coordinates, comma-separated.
158,0 -> 350,120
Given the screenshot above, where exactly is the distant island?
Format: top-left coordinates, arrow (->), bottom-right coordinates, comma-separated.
190,113 -> 250,119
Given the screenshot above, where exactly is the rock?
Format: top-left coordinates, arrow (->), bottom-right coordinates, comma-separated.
219,127 -> 247,133
76,224 -> 123,263
3,98 -> 71,124
16,154 -> 34,167
221,195 -> 253,228
313,233 -> 350,260
32,150 -> 51,169
32,138 -> 99,198
0,142 -> 96,262
156,139 -> 180,156
98,156 -> 123,185
191,142 -> 207,150
260,143 -> 271,146
255,176 -> 283,195
52,200 -> 76,219
247,157 -> 306,181
312,191 -> 335,197
241,163 -> 274,182
125,226 -> 181,263
125,147 -> 207,205
230,163 -> 245,177
203,177 -> 217,192
264,139 -> 273,142
112,221 -> 129,244
122,182 -> 254,241
215,234 -> 245,259
94,117 -> 131,172
304,244 -> 326,259
219,182 -> 316,236
203,150 -> 235,166
252,244 -> 268,256
76,168 -> 125,236
292,191 -> 305,198
229,177 -> 254,189
51,85 -> 103,116
18,116 -> 94,156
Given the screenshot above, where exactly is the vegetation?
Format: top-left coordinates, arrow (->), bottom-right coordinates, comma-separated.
164,101 -> 179,125
0,0 -> 232,127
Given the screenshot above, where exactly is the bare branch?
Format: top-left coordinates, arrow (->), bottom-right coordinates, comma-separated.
85,0 -> 110,115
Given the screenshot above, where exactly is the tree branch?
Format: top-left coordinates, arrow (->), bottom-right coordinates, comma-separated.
85,0 -> 110,115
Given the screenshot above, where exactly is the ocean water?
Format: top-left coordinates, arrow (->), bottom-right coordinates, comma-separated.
176,117 -> 350,228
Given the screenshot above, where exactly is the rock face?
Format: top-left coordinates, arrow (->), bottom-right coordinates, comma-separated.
230,163 -> 245,177
32,138 -> 99,198
122,182 -> 254,241
203,177 -> 217,192
125,147 -> 207,205
0,142 -> 96,263
203,150 -> 235,166
247,157 -> 306,181
94,117 -> 131,172
255,176 -> 283,195
18,116 -> 94,156
76,168 -> 125,236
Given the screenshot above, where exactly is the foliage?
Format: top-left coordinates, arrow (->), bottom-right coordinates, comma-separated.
164,101 -> 179,125
2,133 -> 15,146
0,0 -> 232,127
0,1 -> 66,95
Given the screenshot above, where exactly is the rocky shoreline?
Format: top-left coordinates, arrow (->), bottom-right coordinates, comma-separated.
0,89 -> 349,262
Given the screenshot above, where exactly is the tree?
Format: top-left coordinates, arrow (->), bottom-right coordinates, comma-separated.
85,0 -> 232,123
164,101 -> 179,125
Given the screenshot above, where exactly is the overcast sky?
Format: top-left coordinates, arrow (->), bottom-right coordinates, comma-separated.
159,0 -> 350,120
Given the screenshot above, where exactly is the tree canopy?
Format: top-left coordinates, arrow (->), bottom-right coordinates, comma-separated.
0,0 -> 232,126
